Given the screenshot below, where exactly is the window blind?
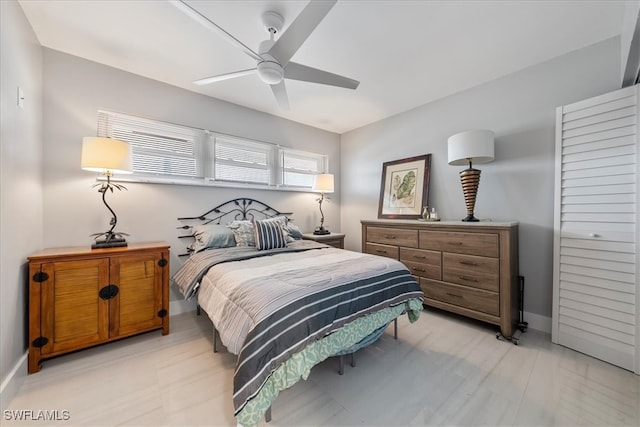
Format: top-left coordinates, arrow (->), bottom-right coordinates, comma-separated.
95,110 -> 328,190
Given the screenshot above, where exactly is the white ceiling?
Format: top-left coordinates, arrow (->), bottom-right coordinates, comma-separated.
19,0 -> 628,134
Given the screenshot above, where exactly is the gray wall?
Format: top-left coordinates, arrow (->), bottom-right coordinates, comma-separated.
340,37 -> 622,323
0,0 -> 43,405
41,49 -> 342,309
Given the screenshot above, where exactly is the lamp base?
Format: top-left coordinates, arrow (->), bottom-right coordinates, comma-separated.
313,227 -> 330,235
92,237 -> 128,249
461,214 -> 480,222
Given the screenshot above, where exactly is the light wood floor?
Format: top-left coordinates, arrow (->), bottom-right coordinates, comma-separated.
6,308 -> 639,426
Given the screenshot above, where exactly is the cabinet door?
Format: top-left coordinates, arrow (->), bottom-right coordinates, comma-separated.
553,85 -> 639,373
40,259 -> 110,355
109,251 -> 164,337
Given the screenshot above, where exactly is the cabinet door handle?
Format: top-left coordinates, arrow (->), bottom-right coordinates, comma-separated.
459,276 -> 478,282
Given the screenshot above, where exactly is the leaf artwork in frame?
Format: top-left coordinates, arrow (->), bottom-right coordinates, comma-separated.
378,154 -> 431,219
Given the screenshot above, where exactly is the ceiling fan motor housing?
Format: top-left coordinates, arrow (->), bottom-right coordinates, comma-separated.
258,38 -> 283,85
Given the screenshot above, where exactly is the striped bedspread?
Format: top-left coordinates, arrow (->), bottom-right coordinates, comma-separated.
172,240 -> 423,421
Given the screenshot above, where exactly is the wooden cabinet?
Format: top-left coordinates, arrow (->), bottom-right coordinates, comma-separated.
362,220 -> 519,337
28,242 -> 170,373
301,232 -> 346,249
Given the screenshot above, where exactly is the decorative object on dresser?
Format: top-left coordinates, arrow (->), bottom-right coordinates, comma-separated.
302,232 -> 345,249
362,219 -> 520,342
447,130 -> 494,222
27,242 -> 170,373
81,136 -> 133,248
312,173 -> 334,235
378,154 -> 432,219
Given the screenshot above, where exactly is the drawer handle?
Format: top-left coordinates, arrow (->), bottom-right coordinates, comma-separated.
413,255 -> 426,260
383,235 -> 396,239
446,292 -> 463,298
413,268 -> 426,272
460,261 -> 478,266
459,276 -> 478,282
375,249 -> 388,253
450,242 -> 463,246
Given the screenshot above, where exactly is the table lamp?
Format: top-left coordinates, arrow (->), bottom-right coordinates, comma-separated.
81,137 -> 133,248
312,173 -> 334,235
447,130 -> 494,222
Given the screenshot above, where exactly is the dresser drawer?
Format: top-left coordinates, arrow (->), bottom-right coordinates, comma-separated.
402,260 -> 441,280
419,231 -> 498,257
367,227 -> 418,248
421,279 -> 499,316
365,243 -> 398,259
400,248 -> 441,280
443,253 -> 499,292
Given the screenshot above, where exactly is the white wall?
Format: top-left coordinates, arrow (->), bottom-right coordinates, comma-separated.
340,37 -> 622,323
41,49 -> 341,309
0,0 -> 43,407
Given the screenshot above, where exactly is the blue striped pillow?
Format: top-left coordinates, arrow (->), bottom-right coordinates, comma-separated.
253,219 -> 287,250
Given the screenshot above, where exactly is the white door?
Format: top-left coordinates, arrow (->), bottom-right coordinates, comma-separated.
553,84 -> 639,374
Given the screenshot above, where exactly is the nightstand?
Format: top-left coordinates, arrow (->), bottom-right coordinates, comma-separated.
302,232 -> 346,249
27,242 -> 170,373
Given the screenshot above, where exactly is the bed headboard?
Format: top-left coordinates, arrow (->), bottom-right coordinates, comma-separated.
176,198 -> 292,256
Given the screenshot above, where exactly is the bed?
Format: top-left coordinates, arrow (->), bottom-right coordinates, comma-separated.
172,199 -> 424,427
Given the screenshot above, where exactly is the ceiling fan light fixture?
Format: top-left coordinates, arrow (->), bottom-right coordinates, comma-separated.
257,60 -> 284,85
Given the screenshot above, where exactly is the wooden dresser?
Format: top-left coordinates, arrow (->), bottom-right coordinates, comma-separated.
27,242 -> 170,373
362,220 -> 519,337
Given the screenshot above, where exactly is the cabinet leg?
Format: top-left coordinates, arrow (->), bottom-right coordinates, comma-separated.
28,353 -> 41,374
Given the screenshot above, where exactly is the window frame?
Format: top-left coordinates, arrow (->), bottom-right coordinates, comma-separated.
95,110 -> 329,192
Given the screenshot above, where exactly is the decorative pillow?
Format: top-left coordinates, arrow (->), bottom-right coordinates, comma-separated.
189,223 -> 236,253
262,215 -> 296,242
253,218 -> 287,250
228,220 -> 255,247
283,223 -> 303,240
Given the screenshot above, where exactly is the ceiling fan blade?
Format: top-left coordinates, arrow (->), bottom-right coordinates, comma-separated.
267,0 -> 336,67
193,68 -> 257,85
285,62 -> 359,89
169,0 -> 262,62
270,81 -> 290,110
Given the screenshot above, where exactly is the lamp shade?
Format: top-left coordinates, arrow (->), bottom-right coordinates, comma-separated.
447,130 -> 495,166
312,173 -> 334,193
81,137 -> 133,174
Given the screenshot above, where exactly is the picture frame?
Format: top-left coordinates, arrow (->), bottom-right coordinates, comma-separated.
378,154 -> 432,219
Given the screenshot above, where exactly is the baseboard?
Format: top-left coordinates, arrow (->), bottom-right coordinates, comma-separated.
0,352 -> 27,411
522,311 -> 552,334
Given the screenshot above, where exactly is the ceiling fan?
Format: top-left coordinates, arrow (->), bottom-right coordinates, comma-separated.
170,0 -> 359,110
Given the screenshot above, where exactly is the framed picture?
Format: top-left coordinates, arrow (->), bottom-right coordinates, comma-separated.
378,154 -> 432,219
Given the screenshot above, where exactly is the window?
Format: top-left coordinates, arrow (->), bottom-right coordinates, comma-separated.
212,135 -> 272,185
96,110 -> 328,190
280,148 -> 327,188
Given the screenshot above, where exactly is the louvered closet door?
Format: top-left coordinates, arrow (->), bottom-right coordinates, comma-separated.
553,84 -> 639,374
